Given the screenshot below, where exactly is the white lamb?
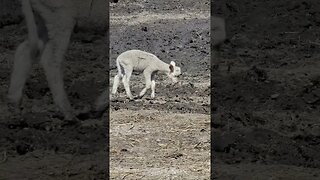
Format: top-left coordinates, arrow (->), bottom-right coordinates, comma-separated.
111,50 -> 182,100
8,0 -> 118,121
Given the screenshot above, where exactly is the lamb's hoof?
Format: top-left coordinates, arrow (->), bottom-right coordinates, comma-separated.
146,97 -> 154,100
136,96 -> 143,100
110,95 -> 115,101
7,102 -> 22,119
7,94 -> 22,105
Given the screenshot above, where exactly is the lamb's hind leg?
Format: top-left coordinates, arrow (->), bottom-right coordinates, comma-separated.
111,74 -> 122,95
40,30 -> 74,120
8,40 -> 34,107
139,69 -> 152,98
122,67 -> 134,99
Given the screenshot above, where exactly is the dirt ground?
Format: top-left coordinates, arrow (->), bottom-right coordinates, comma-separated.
213,0 -> 320,178
0,1 -> 109,179
1,0 -> 320,179
0,0 -> 211,179
109,0 -> 210,179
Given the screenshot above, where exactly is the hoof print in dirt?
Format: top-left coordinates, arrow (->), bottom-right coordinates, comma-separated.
213,133 -> 237,153
121,148 -> 128,152
166,153 -> 183,159
245,66 -> 268,82
16,143 -> 33,155
114,106 -> 121,111
141,26 -> 148,32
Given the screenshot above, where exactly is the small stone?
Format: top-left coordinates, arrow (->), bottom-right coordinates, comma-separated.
311,126 -> 320,137
271,93 -> 280,99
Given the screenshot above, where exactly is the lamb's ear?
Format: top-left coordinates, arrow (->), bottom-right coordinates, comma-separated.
170,61 -> 176,67
169,64 -> 174,73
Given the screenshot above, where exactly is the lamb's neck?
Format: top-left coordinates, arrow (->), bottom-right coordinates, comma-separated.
155,60 -> 170,73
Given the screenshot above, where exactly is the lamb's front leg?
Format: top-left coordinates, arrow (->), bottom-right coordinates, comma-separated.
122,67 -> 134,99
41,30 -> 74,121
8,41 -> 33,107
139,70 -> 152,98
111,74 -> 121,95
150,72 -> 156,99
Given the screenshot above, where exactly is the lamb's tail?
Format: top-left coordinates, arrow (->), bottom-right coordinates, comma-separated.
116,58 -> 124,77
21,0 -> 41,51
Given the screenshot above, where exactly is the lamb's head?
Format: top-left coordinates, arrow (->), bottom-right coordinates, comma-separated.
168,61 -> 181,83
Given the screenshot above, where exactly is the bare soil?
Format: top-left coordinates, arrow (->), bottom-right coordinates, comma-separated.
110,0 -> 210,179
213,0 -> 320,178
0,1 -> 108,179
1,0 -> 319,179
0,0 -> 211,179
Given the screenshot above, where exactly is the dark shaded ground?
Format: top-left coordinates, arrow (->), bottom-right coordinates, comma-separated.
213,0 -> 320,178
0,1 -> 108,179
1,0 -> 319,179
0,0 -> 211,179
